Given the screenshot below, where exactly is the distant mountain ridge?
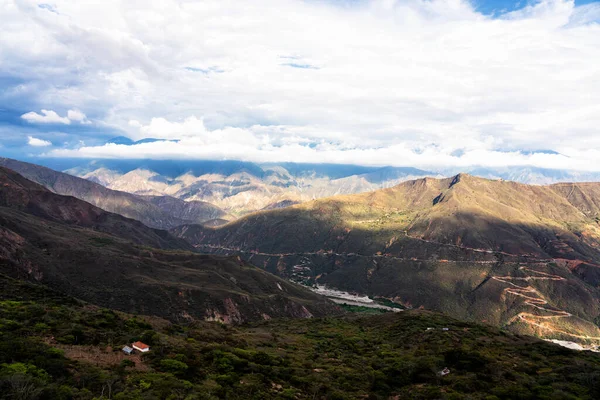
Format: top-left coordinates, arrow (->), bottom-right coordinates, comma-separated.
0,158 -> 230,229
43,158 -> 600,217
174,174 -> 600,344
449,166 -> 600,186
103,136 -> 178,145
17,156 -> 600,185
62,160 -> 438,216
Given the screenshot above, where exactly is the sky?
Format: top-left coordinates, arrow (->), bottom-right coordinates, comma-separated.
1,0 -> 600,171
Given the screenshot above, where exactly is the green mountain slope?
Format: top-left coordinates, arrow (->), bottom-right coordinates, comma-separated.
0,167 -> 340,323
174,174 -> 600,344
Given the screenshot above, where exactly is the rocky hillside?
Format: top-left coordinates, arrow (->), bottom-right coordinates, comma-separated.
0,166 -> 189,250
174,174 -> 600,344
0,166 -> 340,323
143,194 -> 231,224
0,158 -> 229,229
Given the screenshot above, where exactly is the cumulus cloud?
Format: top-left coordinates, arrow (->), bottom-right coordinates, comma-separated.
67,109 -> 90,124
21,110 -> 70,125
3,0 -> 600,170
21,109 -> 90,125
27,136 -> 52,147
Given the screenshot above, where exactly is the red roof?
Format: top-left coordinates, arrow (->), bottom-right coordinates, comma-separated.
132,341 -> 149,350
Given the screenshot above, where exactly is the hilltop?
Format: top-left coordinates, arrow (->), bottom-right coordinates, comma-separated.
174,174 -> 600,344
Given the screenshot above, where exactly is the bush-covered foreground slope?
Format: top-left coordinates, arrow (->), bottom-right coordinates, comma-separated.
174,174 -> 600,344
0,166 -> 340,323
3,274 -> 600,400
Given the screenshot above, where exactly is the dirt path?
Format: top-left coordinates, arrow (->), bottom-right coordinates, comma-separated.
493,267 -> 571,317
195,244 -> 502,264
194,230 -> 558,264
491,266 -> 600,340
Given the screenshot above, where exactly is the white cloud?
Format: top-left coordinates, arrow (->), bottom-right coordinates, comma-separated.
21,110 -> 70,125
47,116 -> 600,172
4,0 -> 600,170
21,109 -> 90,125
67,109 -> 90,124
27,136 -> 52,147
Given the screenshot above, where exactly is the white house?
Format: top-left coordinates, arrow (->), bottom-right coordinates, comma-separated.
132,341 -> 150,352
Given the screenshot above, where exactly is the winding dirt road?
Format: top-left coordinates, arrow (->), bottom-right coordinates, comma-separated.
493,266 -> 600,340
194,243 -> 502,264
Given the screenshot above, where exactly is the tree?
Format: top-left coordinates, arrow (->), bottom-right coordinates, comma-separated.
1,374 -> 43,400
0,363 -> 49,400
159,359 -> 189,376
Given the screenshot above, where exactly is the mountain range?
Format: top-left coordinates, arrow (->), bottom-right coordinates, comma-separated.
174,173 -> 600,344
64,161 -> 437,216
4,157 -> 600,345
0,166 -> 341,323
5,158 -> 600,398
10,157 -> 594,218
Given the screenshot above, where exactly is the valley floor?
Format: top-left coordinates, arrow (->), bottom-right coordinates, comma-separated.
309,285 -> 401,312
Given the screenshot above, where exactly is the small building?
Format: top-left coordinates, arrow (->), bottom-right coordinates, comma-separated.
132,341 -> 150,353
122,346 -> 133,355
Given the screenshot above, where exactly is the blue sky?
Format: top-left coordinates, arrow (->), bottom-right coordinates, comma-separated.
1,0 -> 600,171
473,0 -> 597,14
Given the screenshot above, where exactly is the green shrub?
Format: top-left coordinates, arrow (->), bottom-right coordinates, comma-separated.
0,362 -> 50,382
159,359 -> 189,375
